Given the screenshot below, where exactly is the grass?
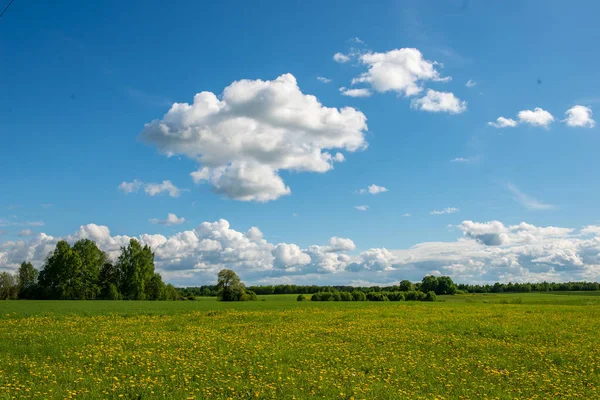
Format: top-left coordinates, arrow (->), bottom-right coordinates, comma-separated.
1,293 -> 599,399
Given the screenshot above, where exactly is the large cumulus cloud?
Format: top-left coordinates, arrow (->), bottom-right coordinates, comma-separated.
2,220 -> 600,286
139,73 -> 368,202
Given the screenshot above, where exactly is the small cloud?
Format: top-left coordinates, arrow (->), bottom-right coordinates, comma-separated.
333,52 -> 351,63
402,213 -> 412,217
358,184 -> 388,195
430,207 -> 459,215
351,37 -> 365,44
18,229 -> 33,237
488,117 -> 517,128
506,183 -> 555,211
339,87 -> 372,98
563,105 -> 595,128
8,205 -> 22,210
465,79 -> 477,88
354,205 -> 369,211
119,179 -> 182,197
317,76 -> 332,83
149,213 -> 186,226
292,213 -> 298,217
517,107 -> 554,128
450,157 -> 470,163
410,90 -> 467,114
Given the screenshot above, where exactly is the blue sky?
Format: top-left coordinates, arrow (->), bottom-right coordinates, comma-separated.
1,0 -> 600,285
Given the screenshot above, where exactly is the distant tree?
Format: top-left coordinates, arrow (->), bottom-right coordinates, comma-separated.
0,272 -> 19,300
72,239 -> 107,299
165,284 -> 180,300
98,262 -> 121,299
116,239 -> 156,300
436,276 -> 457,295
297,294 -> 307,301
216,269 -> 247,301
399,280 -> 414,292
38,240 -> 86,299
201,288 -> 211,297
146,273 -> 166,300
18,261 -> 38,299
421,276 -> 439,294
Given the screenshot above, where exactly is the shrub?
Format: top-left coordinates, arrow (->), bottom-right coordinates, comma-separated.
387,291 -> 405,301
340,291 -> 353,301
311,293 -> 321,301
297,294 -> 307,301
405,290 -> 427,301
351,290 -> 366,301
425,291 -> 437,302
366,292 -> 389,301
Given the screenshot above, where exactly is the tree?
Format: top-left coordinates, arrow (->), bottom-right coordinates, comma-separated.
165,284 -> 180,300
399,280 -> 414,292
98,262 -> 121,299
38,240 -> 86,299
146,273 -> 166,300
18,261 -> 38,299
425,291 -> 437,301
0,272 -> 19,300
421,275 -> 439,294
436,276 -> 457,295
116,239 -> 156,300
72,239 -> 107,299
297,294 -> 307,301
216,269 -> 247,301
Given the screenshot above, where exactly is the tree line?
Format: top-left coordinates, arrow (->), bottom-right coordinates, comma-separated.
179,275 -> 600,298
0,238 -> 180,300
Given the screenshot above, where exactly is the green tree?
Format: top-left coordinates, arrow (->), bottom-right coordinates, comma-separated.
0,272 -> 19,300
425,291 -> 437,301
146,273 -> 166,300
18,261 -> 38,299
98,262 -> 121,299
38,240 -> 86,299
421,275 -> 439,294
399,280 -> 414,292
436,276 -> 457,295
165,284 -> 180,300
116,239 -> 156,300
216,269 -> 246,301
72,239 -> 107,299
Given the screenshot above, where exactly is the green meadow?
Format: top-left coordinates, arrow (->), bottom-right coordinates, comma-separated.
1,293 -> 600,399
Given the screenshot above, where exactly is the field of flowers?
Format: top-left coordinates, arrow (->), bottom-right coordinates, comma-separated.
1,295 -> 599,399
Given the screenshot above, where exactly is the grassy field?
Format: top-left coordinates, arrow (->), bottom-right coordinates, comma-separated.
1,293 -> 599,399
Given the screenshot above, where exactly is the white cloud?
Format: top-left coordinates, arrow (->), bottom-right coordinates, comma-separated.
563,105 -> 595,128
517,107 -> 555,128
358,184 -> 388,195
351,37 -> 365,44
317,76 -> 332,83
488,117 -> 518,128
354,205 -> 369,211
402,213 -> 411,217
119,179 -> 182,197
339,87 -> 372,98
465,80 -> 477,88
507,183 -> 555,211
450,157 -> 470,163
3,219 -> 600,285
149,213 -> 186,226
140,73 -> 368,202
410,90 -> 467,114
430,207 -> 459,215
333,53 -> 351,63
0,219 -> 44,228
18,229 -> 33,237
351,48 -> 449,96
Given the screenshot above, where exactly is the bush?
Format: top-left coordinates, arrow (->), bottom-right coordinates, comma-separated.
405,290 -> 427,301
311,293 -> 321,301
351,290 -> 366,301
425,291 -> 437,302
340,291 -> 353,301
187,295 -> 196,301
297,294 -> 307,301
332,291 -> 342,301
366,292 -> 389,301
387,291 -> 405,301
